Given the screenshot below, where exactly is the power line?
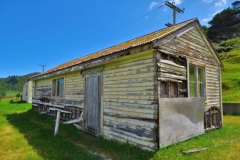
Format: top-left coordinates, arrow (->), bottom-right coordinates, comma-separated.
42,7 -> 161,65
40,3 -> 181,70
164,1 -> 184,26
89,16 -> 170,51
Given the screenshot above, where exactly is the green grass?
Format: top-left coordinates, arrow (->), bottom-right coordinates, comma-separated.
0,98 -> 101,160
220,49 -> 240,102
153,115 -> 240,159
1,98 -> 240,160
0,98 -> 153,160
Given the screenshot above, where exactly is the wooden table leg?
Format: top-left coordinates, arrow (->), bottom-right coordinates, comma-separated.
54,110 -> 61,136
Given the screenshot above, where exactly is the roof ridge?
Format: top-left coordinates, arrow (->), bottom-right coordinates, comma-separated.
62,18 -> 198,65
30,18 -> 198,79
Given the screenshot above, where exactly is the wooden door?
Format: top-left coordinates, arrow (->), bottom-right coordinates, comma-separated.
84,74 -> 101,135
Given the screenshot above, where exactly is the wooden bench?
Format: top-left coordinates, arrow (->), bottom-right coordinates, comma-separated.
32,99 -> 84,135
48,107 -> 72,136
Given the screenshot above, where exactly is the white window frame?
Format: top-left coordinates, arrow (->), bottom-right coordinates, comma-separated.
188,64 -> 205,98
52,77 -> 65,98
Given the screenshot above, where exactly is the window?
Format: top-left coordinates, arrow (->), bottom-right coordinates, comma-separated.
189,65 -> 205,97
159,52 -> 188,98
52,77 -> 64,97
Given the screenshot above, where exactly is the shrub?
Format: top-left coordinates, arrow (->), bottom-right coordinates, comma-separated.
16,94 -> 21,98
218,38 -> 240,52
222,81 -> 231,90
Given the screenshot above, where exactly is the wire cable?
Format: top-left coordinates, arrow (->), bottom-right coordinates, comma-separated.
43,7 -> 161,64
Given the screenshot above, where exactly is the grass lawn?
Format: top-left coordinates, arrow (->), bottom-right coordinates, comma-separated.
0,98 -> 240,160
220,49 -> 240,102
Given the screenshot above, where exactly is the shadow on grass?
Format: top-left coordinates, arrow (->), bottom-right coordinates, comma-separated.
9,99 -> 27,104
6,109 -> 154,160
6,109 -> 101,160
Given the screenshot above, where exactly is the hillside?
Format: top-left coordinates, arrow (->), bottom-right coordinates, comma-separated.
0,72 -> 40,92
219,49 -> 240,102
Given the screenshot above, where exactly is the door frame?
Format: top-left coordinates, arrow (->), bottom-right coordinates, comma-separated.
82,68 -> 103,136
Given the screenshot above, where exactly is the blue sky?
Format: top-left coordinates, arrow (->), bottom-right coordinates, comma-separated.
0,0 -> 234,78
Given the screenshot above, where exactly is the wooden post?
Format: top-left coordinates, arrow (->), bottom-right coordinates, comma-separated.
187,59 -> 190,97
209,108 -> 212,129
219,65 -> 223,126
54,110 -> 61,136
195,66 -> 198,97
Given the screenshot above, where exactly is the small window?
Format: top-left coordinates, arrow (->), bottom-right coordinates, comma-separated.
52,77 -> 64,97
159,52 -> 188,98
189,65 -> 205,97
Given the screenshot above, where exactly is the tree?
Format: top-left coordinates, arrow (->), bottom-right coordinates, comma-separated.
207,1 -> 240,42
232,1 -> 240,10
201,25 -> 208,35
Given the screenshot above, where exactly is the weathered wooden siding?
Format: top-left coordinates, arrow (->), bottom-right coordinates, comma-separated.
102,50 -> 158,151
33,72 -> 84,121
64,72 -> 84,107
34,71 -> 84,107
158,27 -> 221,110
35,78 -> 52,99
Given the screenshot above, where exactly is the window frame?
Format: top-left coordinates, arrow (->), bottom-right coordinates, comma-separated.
52,77 -> 65,98
188,64 -> 206,98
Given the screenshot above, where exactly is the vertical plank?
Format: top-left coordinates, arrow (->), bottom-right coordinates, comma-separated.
219,65 -> 223,126
157,51 -> 161,99
204,111 -> 207,129
209,108 -> 212,128
54,110 -> 61,136
195,66 -> 198,97
187,59 -> 190,97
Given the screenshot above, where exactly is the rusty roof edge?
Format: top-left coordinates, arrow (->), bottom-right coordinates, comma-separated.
29,18 -> 198,80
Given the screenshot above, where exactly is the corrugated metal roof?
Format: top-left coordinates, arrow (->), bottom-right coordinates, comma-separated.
31,18 -> 197,78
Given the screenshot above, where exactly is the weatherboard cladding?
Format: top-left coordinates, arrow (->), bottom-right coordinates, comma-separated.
31,18 -> 222,151
157,27 -> 221,110
155,27 -> 222,148
31,18 -> 197,79
34,71 -> 85,107
102,50 -> 158,150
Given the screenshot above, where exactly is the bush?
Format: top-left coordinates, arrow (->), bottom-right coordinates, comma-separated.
218,38 -> 240,53
222,81 -> 231,90
16,94 -> 21,98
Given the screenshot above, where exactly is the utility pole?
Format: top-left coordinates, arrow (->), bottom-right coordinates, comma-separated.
39,64 -> 47,73
164,1 -> 184,26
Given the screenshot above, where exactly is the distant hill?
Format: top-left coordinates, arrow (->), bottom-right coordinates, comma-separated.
0,72 -> 40,92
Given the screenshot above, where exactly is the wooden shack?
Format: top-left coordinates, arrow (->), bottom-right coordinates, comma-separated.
29,18 -> 223,151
